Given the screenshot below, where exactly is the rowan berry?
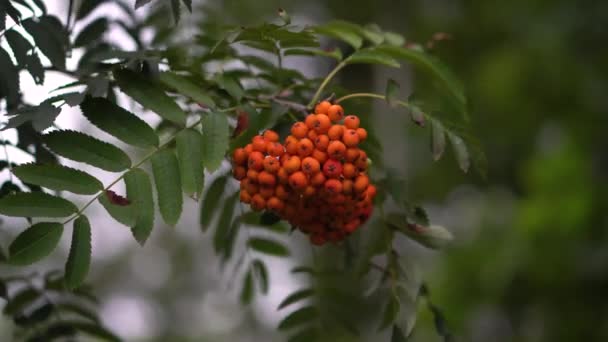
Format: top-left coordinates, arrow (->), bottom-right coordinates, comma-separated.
305,114 -> 317,129
291,122 -> 308,139
353,174 -> 370,193
244,143 -> 253,155
313,134 -> 329,151
233,148 -> 248,165
267,197 -> 285,212
342,129 -> 360,147
356,128 -> 367,141
248,151 -> 264,171
342,179 -> 353,195
301,157 -> 321,174
252,135 -> 267,152
288,171 -> 308,190
342,163 -> 357,179
233,166 -> 246,180
315,101 -> 332,115
263,129 -> 279,142
344,115 -> 360,129
245,182 -> 259,196
240,190 -> 251,204
310,172 -> 326,187
258,171 -> 276,187
312,149 -> 328,164
303,185 -> 316,197
275,184 -> 290,200
282,155 -> 301,174
327,140 -> 346,159
323,159 -> 342,178
285,136 -> 299,155
251,194 -> 266,211
259,186 -> 275,199
345,148 -> 361,162
267,142 -> 284,157
327,124 -> 344,140
263,156 -> 280,173
327,104 -> 344,122
297,138 -> 314,157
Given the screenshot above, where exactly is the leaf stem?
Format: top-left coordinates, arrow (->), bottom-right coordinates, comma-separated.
307,60 -> 348,108
62,117 -> 204,225
335,92 -> 412,110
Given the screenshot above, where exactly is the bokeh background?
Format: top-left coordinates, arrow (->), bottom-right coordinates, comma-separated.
1,0 -> 607,341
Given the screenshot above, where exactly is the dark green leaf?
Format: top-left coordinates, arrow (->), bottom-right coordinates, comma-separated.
287,328 -> 319,342
4,1 -> 21,24
3,103 -> 61,132
278,288 -> 315,310
447,131 -> 470,172
379,292 -> 400,330
249,237 -> 289,257
170,0 -> 180,23
181,0 -> 192,12
240,269 -> 254,304
3,287 -> 40,315
176,128 -> 204,196
0,192 -> 77,218
64,215 -> 92,290
24,52 -> 45,85
5,30 -> 32,67
278,306 -> 318,331
346,49 -> 401,68
124,169 -> 155,245
283,47 -> 342,60
362,24 -> 385,45
213,192 -> 238,253
385,79 -> 400,108
22,16 -> 67,70
135,0 -> 154,9
202,112 -> 229,172
114,69 -> 187,126
199,175 -> 228,231
77,0 -> 108,19
42,130 -> 131,172
8,222 -> 63,265
151,149 -> 183,225
313,21 -> 364,49
0,45 -> 20,107
98,191 -> 137,227
12,163 -> 103,195
391,325 -> 408,342
67,321 -> 121,342
385,213 -> 453,249
215,75 -> 244,101
158,72 -> 216,108
80,96 -> 159,148
431,119 -> 446,161
384,32 -> 406,46
74,18 -> 109,47
252,259 -> 269,294
17,303 -> 54,326
56,303 -> 99,322
260,211 -> 280,226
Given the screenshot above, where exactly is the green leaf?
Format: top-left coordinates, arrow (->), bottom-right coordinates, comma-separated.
3,287 -> 40,315
42,130 -> 131,172
278,306 -> 318,331
74,18 -> 108,47
287,328 -> 319,342
346,49 -> 401,68
12,163 -> 103,195
24,52 -> 45,85
362,24 -> 385,45
0,192 -> 77,218
202,113 -> 229,172
199,175 -> 228,231
77,0 -> 108,19
391,326 -> 408,342
176,129 -> 204,196
124,169 -> 155,245
379,292 -> 400,330
22,16 -> 67,70
277,8 -> 291,25
56,303 -> 99,322
66,321 -> 121,342
0,45 -> 20,107
64,216 -> 91,290
151,149 -> 183,225
278,288 -> 315,310
252,259 -> 269,294
431,119 -> 446,161
249,237 -> 289,257
215,75 -> 244,101
313,21 -> 364,49
213,192 -> 238,253
15,302 -> 55,326
5,30 -> 33,67
385,79 -> 400,108
114,69 -> 187,126
135,0 -> 154,9
385,213 -> 453,249
384,32 -> 406,46
447,131 -> 470,172
170,0 -> 181,23
240,269 -> 254,305
181,0 -> 192,12
8,222 -> 63,265
158,72 -> 216,108
80,96 -> 159,148
98,191 -> 136,227
283,47 -> 343,61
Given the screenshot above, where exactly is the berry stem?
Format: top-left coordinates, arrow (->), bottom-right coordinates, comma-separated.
308,60 -> 348,108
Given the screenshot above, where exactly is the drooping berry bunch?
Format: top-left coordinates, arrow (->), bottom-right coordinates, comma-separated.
231,101 -> 377,246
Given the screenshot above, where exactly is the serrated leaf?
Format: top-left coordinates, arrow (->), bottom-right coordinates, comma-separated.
74,18 -> 108,47
249,237 -> 289,257
346,49 -> 401,68
42,130 -> 131,172
151,149 -> 182,225
77,0 -> 107,19
385,213 -> 453,249
0,192 -> 77,218
64,216 -> 91,290
15,302 -> 54,326
3,287 -> 40,315
385,79 -> 400,108
12,164 -> 103,195
0,45 -> 20,107
8,222 -> 63,265
22,16 -> 67,70
278,289 -> 315,310
215,75 -> 244,101
213,192 -> 238,253
202,113 -> 229,172
158,72 -> 216,108
25,52 -> 45,84
278,306 -> 318,331
283,47 -> 342,60
199,175 -> 228,231
313,21 -> 364,49
124,169 -> 155,245
447,132 -> 470,172
98,191 -> 136,227
431,120 -> 446,161
362,24 -> 385,45
175,128 -> 204,196
379,292 -> 400,330
240,269 -> 254,304
114,69 -> 187,126
80,96 -> 159,148
5,30 -> 33,67
384,32 -> 406,46
252,259 -> 269,294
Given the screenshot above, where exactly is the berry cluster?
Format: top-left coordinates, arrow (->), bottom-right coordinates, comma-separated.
231,101 -> 376,246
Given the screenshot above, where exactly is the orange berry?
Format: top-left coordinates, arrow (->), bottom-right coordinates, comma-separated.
313,114 -> 331,134
354,174 -> 370,193
301,157 -> 321,174
345,148 -> 361,162
252,135 -> 267,152
240,178 -> 249,190
266,142 -> 284,157
244,143 -> 253,155
246,181 -> 259,195
258,171 -> 276,187
275,184 -> 290,200
247,151 -> 264,171
344,219 -> 360,233
342,163 -> 357,178
247,169 -> 259,182
323,159 -> 342,178
263,156 -> 280,173
284,135 -> 299,155
355,156 -> 368,171
290,122 -> 308,139
240,190 -> 251,204
303,185 -> 316,197
342,179 -> 353,195
297,138 -> 314,157
233,166 -> 246,180
251,194 -> 266,211
259,186 -> 275,199
310,172 -> 326,187
327,104 -> 344,122
313,134 -> 329,151
305,114 -> 317,129
289,171 -> 308,190
356,128 -> 367,141
307,129 -> 318,141
342,129 -> 360,147
263,129 -> 279,142
310,233 -> 326,246
232,148 -> 248,165
282,155 -> 301,174
311,149 -> 328,164
267,197 -> 285,212
324,179 -> 343,195
315,101 -> 332,115
366,184 -> 377,199
344,115 -> 360,129
327,140 -> 346,159
277,167 -> 289,184
327,124 -> 344,140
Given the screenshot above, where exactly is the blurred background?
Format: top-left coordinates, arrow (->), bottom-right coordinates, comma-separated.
1,0 -> 607,341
